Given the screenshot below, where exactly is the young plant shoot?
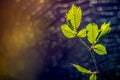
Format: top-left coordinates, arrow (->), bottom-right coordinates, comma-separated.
61,4 -> 111,80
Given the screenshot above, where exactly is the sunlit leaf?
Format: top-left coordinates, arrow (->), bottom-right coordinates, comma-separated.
86,23 -> 99,44
89,74 -> 96,80
61,24 -> 77,38
97,22 -> 111,40
77,29 -> 86,38
93,44 -> 107,55
66,20 -> 74,30
66,4 -> 82,30
73,64 -> 91,74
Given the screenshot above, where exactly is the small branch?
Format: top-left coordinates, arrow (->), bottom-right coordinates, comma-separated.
91,51 -> 99,72
78,37 -> 91,51
90,71 -> 99,74
77,37 -> 99,72
77,37 -> 106,80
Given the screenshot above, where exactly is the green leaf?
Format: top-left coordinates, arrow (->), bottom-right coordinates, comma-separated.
73,64 -> 91,74
66,4 -> 82,30
86,23 -> 99,44
61,24 -> 77,38
77,29 -> 86,38
89,74 -> 96,80
93,44 -> 107,55
66,20 -> 74,30
97,22 -> 111,40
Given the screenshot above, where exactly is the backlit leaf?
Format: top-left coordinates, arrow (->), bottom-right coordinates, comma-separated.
89,74 -> 96,80
77,29 -> 86,38
61,24 -> 77,38
73,64 -> 91,74
97,22 -> 111,40
93,44 -> 107,55
66,4 -> 82,30
86,23 -> 99,44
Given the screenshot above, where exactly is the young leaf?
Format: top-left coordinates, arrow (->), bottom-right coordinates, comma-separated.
93,44 -> 107,55
73,64 -> 91,74
86,23 -> 99,44
89,74 -> 96,80
97,22 -> 111,40
66,4 -> 82,30
61,24 -> 77,38
77,29 -> 86,38
66,20 -> 74,30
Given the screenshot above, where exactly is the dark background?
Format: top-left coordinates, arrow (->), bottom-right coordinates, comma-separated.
0,0 -> 120,80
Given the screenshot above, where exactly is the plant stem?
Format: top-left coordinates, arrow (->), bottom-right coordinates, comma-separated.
77,37 -> 99,72
91,51 -> 99,72
77,37 -> 106,80
78,37 -> 91,51
91,51 -> 106,80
